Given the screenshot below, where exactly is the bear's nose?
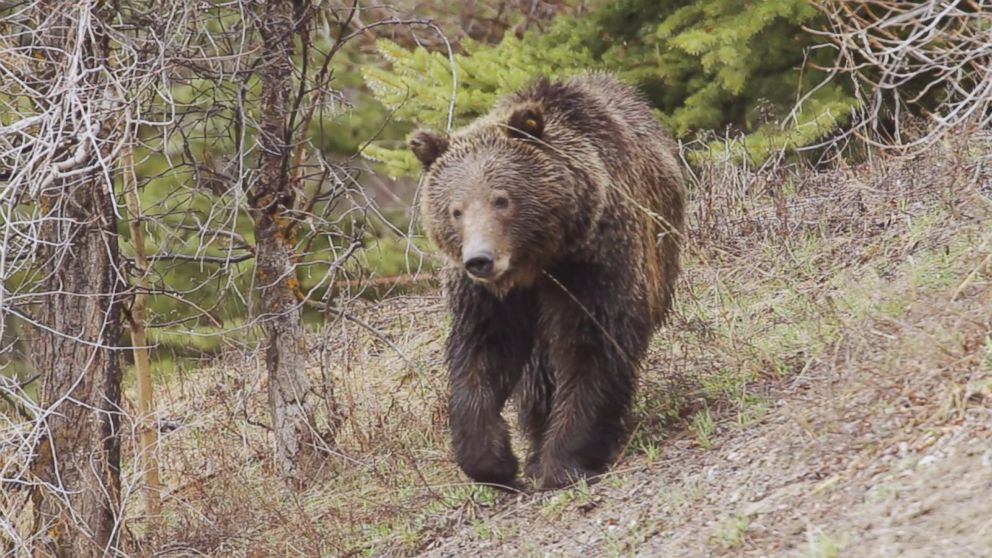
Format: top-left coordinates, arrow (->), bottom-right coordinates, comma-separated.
464,251 -> 495,278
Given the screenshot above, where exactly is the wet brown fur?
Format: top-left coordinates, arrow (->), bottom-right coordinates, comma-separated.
410,74 -> 685,489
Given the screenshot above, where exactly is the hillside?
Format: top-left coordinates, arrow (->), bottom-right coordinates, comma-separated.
140,140 -> 991,557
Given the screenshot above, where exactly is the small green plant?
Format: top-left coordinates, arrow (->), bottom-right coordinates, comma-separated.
472,519 -> 498,541
691,406 -> 717,448
665,478 -> 706,508
606,475 -> 626,489
714,514 -> 751,549
735,393 -> 771,428
805,532 -> 843,558
396,523 -> 424,549
636,437 -> 662,462
604,530 -> 628,558
437,484 -> 500,510
541,480 -> 593,517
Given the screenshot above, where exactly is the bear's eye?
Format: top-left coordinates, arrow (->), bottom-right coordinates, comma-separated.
451,208 -> 463,219
493,196 -> 509,209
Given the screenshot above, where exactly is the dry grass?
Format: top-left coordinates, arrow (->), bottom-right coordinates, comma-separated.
114,132 -> 991,556
134,296 -> 457,556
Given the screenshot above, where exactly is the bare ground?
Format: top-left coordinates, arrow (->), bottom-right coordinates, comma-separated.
128,140 -> 992,557
421,285 -> 992,557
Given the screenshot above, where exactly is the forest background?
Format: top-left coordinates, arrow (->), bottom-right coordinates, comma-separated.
1,0 -> 988,555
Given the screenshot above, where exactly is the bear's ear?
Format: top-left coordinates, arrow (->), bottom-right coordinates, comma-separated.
506,105 -> 544,141
408,129 -> 450,169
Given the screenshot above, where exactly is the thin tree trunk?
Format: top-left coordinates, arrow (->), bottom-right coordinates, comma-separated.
29,4 -> 125,555
122,144 -> 161,517
251,0 -> 319,481
31,169 -> 124,558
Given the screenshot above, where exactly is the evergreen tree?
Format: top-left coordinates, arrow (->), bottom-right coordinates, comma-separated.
363,0 -> 859,173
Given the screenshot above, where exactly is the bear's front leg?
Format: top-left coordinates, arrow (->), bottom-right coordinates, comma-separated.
446,273 -> 536,487
516,346 -> 554,480
538,266 -> 652,490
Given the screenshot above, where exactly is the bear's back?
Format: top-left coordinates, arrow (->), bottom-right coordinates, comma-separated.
514,74 -> 685,326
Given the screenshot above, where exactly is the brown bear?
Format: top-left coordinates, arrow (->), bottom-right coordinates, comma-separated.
409,74 -> 685,490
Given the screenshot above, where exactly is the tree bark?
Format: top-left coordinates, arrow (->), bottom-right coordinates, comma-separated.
31,183 -> 124,557
251,0 -> 319,481
28,4 -> 125,555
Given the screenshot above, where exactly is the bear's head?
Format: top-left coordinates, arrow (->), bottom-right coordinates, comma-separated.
410,102 -> 603,294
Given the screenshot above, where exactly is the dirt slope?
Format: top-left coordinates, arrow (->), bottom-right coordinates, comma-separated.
422,299 -> 992,557
412,150 -> 992,557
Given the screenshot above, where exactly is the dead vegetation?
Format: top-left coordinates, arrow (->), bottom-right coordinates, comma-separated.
77,129 -> 991,556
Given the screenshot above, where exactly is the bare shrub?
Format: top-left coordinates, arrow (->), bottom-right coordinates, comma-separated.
813,0 -> 992,150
